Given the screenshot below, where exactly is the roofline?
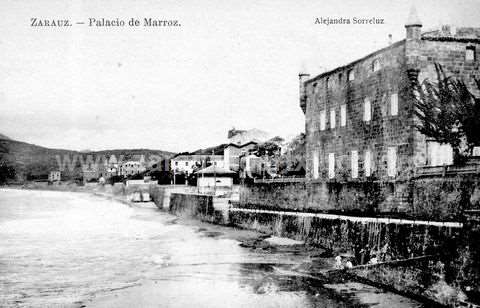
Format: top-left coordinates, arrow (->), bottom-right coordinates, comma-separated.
305,39 -> 406,84
225,141 -> 258,148
172,154 -> 224,160
421,36 -> 480,43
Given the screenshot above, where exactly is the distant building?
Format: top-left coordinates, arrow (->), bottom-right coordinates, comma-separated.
82,162 -> 106,183
120,161 -> 146,177
170,154 -> 224,176
105,164 -> 119,178
223,142 -> 257,172
300,7 -> 480,182
48,171 -> 61,182
105,155 -> 120,178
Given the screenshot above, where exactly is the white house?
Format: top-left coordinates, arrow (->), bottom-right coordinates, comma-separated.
48,171 -> 61,182
195,165 -> 235,195
171,154 -> 224,176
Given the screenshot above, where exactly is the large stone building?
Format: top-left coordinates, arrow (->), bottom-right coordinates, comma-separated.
300,7 -> 480,183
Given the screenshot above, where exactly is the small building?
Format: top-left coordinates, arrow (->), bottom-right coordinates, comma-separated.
120,161 -> 146,177
82,162 -> 106,183
48,171 -> 61,182
196,165 -> 235,194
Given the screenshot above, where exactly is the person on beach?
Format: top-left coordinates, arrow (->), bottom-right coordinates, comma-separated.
334,255 -> 343,269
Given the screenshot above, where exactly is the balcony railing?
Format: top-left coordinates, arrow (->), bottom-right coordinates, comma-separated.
253,177 -> 307,184
416,163 -> 480,177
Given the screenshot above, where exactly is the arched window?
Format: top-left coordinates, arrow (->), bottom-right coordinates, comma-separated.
347,69 -> 355,81
372,59 -> 381,72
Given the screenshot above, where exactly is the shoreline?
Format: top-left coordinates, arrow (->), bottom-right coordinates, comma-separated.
1,186 -> 424,307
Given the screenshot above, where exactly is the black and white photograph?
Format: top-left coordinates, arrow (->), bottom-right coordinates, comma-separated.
1,0 -> 480,307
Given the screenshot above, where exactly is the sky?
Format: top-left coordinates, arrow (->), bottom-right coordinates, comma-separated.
1,0 -> 479,153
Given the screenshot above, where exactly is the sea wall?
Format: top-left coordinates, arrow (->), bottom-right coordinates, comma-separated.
169,193 -> 214,219
240,176 -> 480,221
228,209 -> 462,263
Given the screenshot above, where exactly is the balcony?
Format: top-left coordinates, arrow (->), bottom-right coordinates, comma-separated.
416,162 -> 480,177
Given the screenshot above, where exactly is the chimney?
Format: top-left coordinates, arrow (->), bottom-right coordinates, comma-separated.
388,34 -> 393,45
405,5 -> 422,40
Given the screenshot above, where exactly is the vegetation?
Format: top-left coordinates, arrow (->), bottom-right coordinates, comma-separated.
0,161 -> 16,184
413,63 -> 480,164
0,136 -> 173,183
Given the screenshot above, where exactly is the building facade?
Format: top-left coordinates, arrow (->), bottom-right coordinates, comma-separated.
223,142 -> 257,172
48,171 -> 61,182
120,161 -> 147,177
300,8 -> 480,182
170,154 -> 224,176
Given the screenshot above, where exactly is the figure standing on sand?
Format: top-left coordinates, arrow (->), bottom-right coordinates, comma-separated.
334,255 -> 343,269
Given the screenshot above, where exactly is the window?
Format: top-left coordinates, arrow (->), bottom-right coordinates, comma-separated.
364,150 -> 372,177
175,162 -> 178,166
390,93 -> 398,116
340,104 -> 346,126
363,98 -> 371,122
326,77 -> 330,90
426,141 -> 453,166
328,153 -> 335,179
320,110 -> 326,130
330,108 -> 336,129
313,151 -> 319,179
466,46 -> 476,61
185,162 -> 189,166
387,147 -> 396,177
338,73 -> 343,84
351,150 -> 358,179
348,69 -> 355,81
372,59 -> 381,72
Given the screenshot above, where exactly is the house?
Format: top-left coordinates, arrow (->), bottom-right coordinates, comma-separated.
120,161 -> 146,177
195,165 -> 235,194
82,162 -> 106,182
48,171 -> 61,182
223,142 -> 258,172
300,7 -> 480,182
170,154 -> 224,176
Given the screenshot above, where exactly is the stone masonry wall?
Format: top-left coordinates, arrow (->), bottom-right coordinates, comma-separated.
411,37 -> 480,166
304,41 -> 416,183
240,176 -> 480,221
169,192 -> 214,218
228,209 -> 462,263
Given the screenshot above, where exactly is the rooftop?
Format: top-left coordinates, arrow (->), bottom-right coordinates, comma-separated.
195,165 -> 235,175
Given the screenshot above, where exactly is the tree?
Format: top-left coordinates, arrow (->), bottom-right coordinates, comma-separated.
413,63 -> 480,164
0,162 -> 16,184
254,141 -> 280,157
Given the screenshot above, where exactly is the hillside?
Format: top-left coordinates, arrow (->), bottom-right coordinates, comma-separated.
192,144 -> 227,155
0,137 -> 174,182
